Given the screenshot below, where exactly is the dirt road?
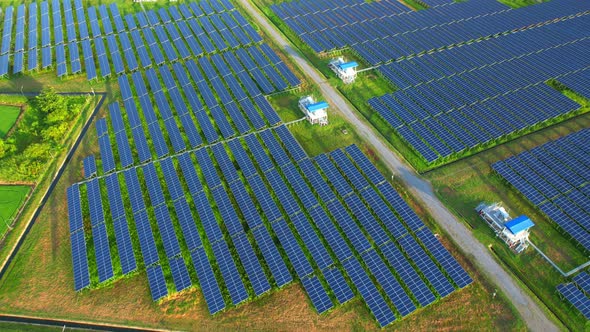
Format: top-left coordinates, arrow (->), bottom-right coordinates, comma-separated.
238,1 -> 559,331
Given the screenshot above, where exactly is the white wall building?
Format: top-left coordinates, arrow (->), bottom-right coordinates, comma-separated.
299,96 -> 328,125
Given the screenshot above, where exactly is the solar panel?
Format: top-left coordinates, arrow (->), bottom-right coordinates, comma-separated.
298,158 -> 337,204
147,122 -> 169,158
239,98 -> 265,129
27,49 -> 38,72
67,184 -> 84,233
343,257 -> 396,327
70,230 -> 91,291
301,276 -> 333,314
289,212 -> 333,270
159,158 -> 185,201
195,148 -> 222,189
98,134 -> 116,173
131,126 -> 152,163
146,264 -> 168,301
415,228 -> 472,288
83,155 -> 97,179
211,240 -> 249,305
254,95 -> 281,125
169,256 -> 192,292
362,249 -> 416,317
211,143 -> 239,184
308,206 -> 354,262
112,216 -> 137,275
172,199 -> 203,251
274,125 -> 307,162
86,179 -> 105,227
259,130 -> 290,167
56,44 -> 67,76
189,248 -> 226,314
142,163 -> 166,207
361,189 -> 408,239
194,191 -> 224,243
164,118 -> 187,153
232,234 -> 271,296
323,267 -> 355,305
266,169 -> 300,216
574,272 -> 590,295
244,134 -> 273,172
228,138 -> 257,178
398,235 -> 455,298
271,219 -> 314,278
315,154 -> 353,198
327,200 -> 372,253
557,283 -> 590,320
345,144 -> 386,185
248,175 -> 282,223
225,101 -> 250,134
92,222 -> 114,283
177,152 -> 203,195
210,105 -> 235,139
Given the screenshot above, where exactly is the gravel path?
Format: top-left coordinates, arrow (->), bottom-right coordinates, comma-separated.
239,1 -> 559,330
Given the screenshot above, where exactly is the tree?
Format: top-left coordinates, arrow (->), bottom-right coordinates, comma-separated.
0,139 -> 16,159
34,87 -> 69,125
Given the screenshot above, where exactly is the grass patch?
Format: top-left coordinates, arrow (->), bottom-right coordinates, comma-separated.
498,0 -> 550,8
0,185 -> 30,235
0,105 -> 21,139
425,110 -> 590,331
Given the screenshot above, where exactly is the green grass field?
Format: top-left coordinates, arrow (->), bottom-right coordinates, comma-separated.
0,185 -> 30,235
0,105 -> 21,138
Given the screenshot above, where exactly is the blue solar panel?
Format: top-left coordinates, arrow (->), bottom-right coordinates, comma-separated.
259,130 -> 290,167
98,134 -> 116,173
377,182 -> 425,231
164,118 -> 187,153
398,235 -> 455,298
211,240 -> 249,305
271,219 -> 314,278
210,105 -> 235,139
343,257 -> 396,327
266,169 -> 300,216
195,148 -> 222,189
323,267 -> 355,305
27,49 -> 38,71
196,111 -> 220,143
146,264 -> 168,301
92,222 -> 114,283
280,163 -> 318,208
70,230 -> 91,291
67,184 -> 84,233
131,126 -> 152,163
56,44 -> 67,76
301,276 -> 333,314
248,175 -> 282,223
345,145 -> 386,185
415,228 -> 472,288
254,95 -> 281,125
211,143 -> 239,184
315,154 -> 353,198
574,272 -> 590,295
557,283 -> 590,320
225,101 -> 250,134
189,248 -> 226,314
290,212 -> 333,270
169,256 -> 192,292
115,131 -> 134,168
239,98 -> 265,129
228,138 -> 257,178
327,200 -> 372,253
251,223 -> 293,288
274,125 -> 307,162
160,158 -> 185,201
112,216 -> 137,275
147,122 -> 169,158
83,155 -> 97,179
177,152 -> 203,195
232,235 -> 271,296
244,134 -> 273,172
362,249 -> 416,317
194,191 -> 224,243
361,189 -> 408,239
330,149 -> 370,190
308,206 -> 353,262
172,199 -> 203,251
86,178 -> 104,227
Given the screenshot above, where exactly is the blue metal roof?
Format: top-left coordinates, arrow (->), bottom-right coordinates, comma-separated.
505,215 -> 534,235
338,61 -> 358,70
307,101 -> 328,112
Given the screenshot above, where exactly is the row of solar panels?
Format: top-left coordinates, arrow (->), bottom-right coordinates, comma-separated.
69,121 -> 470,326
368,37 -> 587,164
272,0 -> 409,21
379,16 -> 590,91
558,68 -> 590,99
351,0 -> 590,66
87,64 -> 297,175
492,128 -> 590,252
0,0 -> 262,78
277,0 -> 506,53
557,271 -> 590,320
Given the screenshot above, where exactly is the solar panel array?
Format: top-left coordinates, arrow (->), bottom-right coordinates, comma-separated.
273,0 -> 590,166
0,0 -> 300,89
69,116 -> 471,326
558,272 -> 590,320
492,129 -> 590,251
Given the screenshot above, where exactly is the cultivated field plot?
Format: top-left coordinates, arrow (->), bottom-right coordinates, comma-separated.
0,104 -> 20,138
0,185 -> 30,235
492,129 -> 590,252
272,0 -> 590,167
